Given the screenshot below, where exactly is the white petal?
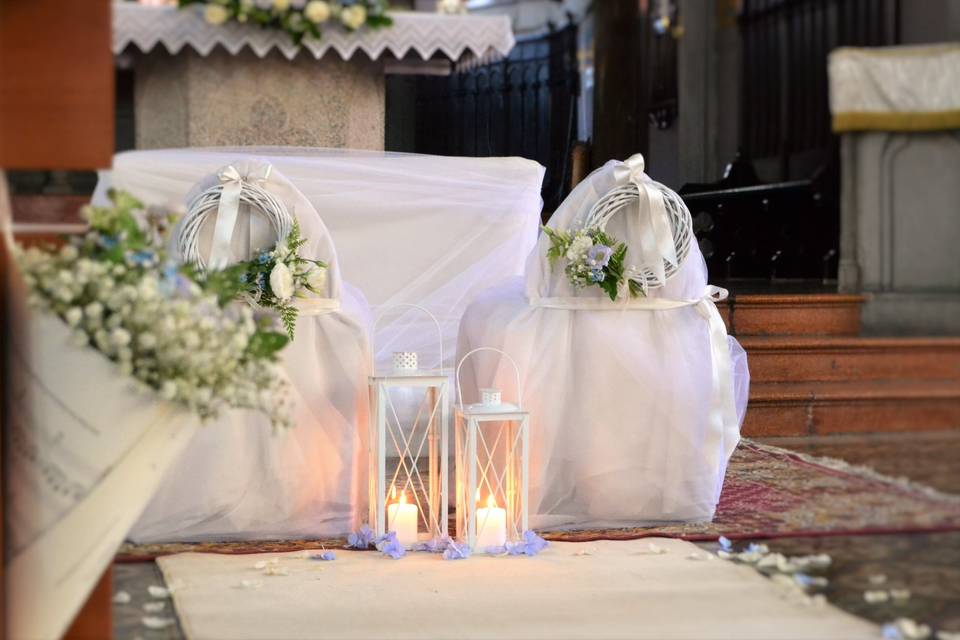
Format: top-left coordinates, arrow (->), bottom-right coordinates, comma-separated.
147,585 -> 171,598
142,616 -> 176,630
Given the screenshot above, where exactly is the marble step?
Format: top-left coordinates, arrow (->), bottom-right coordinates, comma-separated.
720,293 -> 864,337
743,379 -> 960,436
741,336 -> 960,383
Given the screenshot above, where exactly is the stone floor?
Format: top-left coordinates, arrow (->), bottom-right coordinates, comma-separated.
112,431 -> 960,639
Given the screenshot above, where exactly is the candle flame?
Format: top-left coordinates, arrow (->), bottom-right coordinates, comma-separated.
399,491 -> 408,505
390,485 -> 397,500
486,494 -> 497,509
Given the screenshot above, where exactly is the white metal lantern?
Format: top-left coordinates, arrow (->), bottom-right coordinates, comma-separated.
369,304 -> 449,547
454,347 -> 529,552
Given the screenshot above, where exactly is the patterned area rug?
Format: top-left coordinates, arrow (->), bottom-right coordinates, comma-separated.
116,441 -> 960,561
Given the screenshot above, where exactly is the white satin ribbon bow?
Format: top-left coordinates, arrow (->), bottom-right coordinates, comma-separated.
208,163 -> 273,269
611,153 -> 678,287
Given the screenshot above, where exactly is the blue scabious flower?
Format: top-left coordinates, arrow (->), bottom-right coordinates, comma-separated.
309,551 -> 336,561
347,524 -> 375,549
587,244 -> 613,268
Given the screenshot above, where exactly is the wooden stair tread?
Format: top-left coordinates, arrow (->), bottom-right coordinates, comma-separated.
721,292 -> 865,337
750,379 -> 960,402
740,335 -> 960,350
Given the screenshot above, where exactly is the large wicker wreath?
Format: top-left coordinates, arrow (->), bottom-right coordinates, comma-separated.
178,174 -> 293,271
583,180 -> 693,291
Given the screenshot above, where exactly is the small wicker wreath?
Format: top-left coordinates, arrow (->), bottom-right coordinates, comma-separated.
583,181 -> 694,290
178,180 -> 293,271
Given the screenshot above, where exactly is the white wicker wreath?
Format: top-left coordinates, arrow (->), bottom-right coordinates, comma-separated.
178,178 -> 293,271
582,181 -> 694,290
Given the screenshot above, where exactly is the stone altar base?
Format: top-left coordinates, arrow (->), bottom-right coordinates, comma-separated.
134,49 -> 385,150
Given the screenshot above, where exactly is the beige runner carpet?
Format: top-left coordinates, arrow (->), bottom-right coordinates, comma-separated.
158,538 -> 877,640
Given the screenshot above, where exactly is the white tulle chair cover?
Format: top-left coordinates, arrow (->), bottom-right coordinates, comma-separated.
457,157 -> 750,529
94,147 -> 545,373
129,161 -> 372,542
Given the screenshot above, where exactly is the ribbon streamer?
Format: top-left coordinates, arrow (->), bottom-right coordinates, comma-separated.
611,154 -> 678,287
208,163 -> 273,269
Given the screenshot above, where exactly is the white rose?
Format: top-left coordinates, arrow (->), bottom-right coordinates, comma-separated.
340,4 -> 366,29
306,266 -> 327,294
203,3 -> 230,25
303,0 -> 330,23
273,0 -> 290,10
269,262 -> 295,301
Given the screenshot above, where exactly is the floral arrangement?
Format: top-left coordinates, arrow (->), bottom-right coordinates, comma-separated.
15,190 -> 293,429
543,225 -> 646,301
181,0 -> 393,45
224,223 -> 327,339
345,524 -> 547,560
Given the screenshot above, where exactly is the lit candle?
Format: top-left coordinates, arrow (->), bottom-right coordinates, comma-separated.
387,490 -> 419,548
475,494 -> 507,549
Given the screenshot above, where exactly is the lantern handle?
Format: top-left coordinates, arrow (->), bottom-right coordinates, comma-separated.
455,347 -> 523,410
371,303 -> 444,372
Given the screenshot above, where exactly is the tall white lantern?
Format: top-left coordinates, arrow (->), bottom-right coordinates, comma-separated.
369,305 -> 449,547
454,348 -> 529,552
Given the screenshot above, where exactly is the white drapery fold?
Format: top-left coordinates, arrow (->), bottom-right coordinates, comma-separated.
130,162 -> 372,542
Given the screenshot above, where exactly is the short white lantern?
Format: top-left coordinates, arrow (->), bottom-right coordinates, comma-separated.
454,348 -> 529,552
369,305 -> 449,547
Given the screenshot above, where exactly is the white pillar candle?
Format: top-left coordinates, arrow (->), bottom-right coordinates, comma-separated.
475,495 -> 507,549
387,491 -> 419,548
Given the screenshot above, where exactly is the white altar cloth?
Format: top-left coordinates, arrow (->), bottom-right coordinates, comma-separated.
829,43 -> 960,132
94,148 -> 545,370
113,4 -> 516,63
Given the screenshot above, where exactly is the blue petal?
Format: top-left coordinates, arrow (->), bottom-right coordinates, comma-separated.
718,536 -> 733,551
309,551 -> 336,561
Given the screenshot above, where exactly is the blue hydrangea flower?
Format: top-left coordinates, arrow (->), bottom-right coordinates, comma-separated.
589,269 -> 606,283
257,252 -> 271,265
587,244 -> 613,268
127,250 -> 156,267
309,551 -> 336,561
256,273 -> 266,288
99,235 -> 118,250
376,531 -> 406,560
347,524 -> 375,549
239,272 -> 249,284
442,541 -> 471,561
413,535 -> 452,553
718,536 -> 733,552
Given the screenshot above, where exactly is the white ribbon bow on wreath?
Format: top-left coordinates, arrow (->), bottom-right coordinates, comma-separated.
209,163 -> 274,270
611,153 -> 679,287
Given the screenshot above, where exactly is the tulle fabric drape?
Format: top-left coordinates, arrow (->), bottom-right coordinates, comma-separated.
95,147 -> 545,372
128,163 -> 372,542
457,161 -> 750,530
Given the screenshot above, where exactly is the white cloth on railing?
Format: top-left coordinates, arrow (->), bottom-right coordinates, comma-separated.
94,147 -> 546,372
113,4 -> 515,63
129,163 -> 372,542
457,159 -> 749,529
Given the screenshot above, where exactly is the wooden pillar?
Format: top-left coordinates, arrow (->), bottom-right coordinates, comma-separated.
592,0 -> 649,168
1,1 -> 114,638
